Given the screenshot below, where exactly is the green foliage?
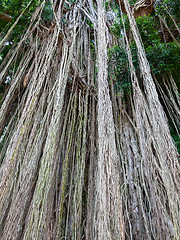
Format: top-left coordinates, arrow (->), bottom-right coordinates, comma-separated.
90,40 -> 95,55
135,16 -> 179,76
146,42 -> 180,75
111,15 -> 129,37
87,18 -> 93,29
136,16 -> 160,47
155,0 -> 180,21
105,1 -> 109,11
172,133 -> 180,154
111,15 -> 160,46
109,41 -> 180,83
110,14 -> 180,78
0,0 -> 54,79
154,0 -> 180,35
0,0 -> 40,34
0,41 -> 12,63
0,0 -> 54,42
109,11 -> 180,149
41,0 -> 54,22
108,45 -> 131,94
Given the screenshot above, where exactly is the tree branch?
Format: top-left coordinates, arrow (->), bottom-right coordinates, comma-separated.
0,12 -> 13,22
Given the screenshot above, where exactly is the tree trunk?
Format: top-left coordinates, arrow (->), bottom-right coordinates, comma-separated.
0,0 -> 179,239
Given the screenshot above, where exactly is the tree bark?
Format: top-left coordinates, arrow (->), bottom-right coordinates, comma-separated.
0,13 -> 12,22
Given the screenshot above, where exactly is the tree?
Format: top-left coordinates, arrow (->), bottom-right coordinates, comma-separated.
0,0 -> 179,239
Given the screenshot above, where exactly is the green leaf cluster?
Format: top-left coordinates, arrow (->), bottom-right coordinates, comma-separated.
155,0 -> 180,21
136,15 -> 160,47
146,42 -> 180,75
0,0 -> 39,32
0,0 -> 54,42
108,45 -> 132,94
109,15 -> 180,82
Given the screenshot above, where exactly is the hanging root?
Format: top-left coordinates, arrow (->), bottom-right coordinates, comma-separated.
0,0 -> 179,239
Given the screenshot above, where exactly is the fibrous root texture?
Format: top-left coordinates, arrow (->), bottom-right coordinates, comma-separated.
0,0 -> 179,239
